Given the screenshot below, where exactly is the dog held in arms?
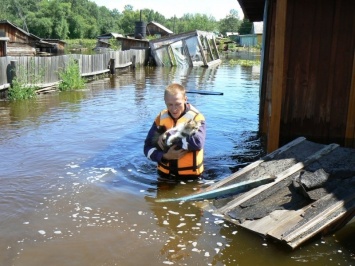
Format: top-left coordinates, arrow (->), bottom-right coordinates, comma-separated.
154,119 -> 201,152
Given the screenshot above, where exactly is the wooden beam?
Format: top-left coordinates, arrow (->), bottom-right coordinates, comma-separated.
345,48 -> 355,147
267,0 -> 288,152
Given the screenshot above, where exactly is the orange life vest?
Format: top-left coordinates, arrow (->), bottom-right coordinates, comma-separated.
156,106 -> 204,176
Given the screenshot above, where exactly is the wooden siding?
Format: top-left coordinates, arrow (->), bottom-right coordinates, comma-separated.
0,23 -> 30,43
259,0 -> 355,150
0,41 -> 5,57
7,42 -> 36,56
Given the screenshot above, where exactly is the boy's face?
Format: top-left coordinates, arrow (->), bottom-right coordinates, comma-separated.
165,92 -> 187,119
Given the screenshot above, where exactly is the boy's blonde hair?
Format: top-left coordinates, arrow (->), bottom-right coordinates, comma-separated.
164,83 -> 186,99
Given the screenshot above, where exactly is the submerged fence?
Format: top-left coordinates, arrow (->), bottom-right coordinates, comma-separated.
0,50 -> 147,91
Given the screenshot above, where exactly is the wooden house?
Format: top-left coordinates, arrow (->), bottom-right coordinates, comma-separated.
236,0 -> 355,152
0,20 -> 64,56
0,20 -> 37,56
146,21 -> 173,38
149,30 -> 221,67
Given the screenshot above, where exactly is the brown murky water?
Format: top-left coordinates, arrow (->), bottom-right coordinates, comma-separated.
0,60 -> 354,265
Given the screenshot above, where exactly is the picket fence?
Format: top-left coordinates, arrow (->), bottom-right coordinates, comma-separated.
0,50 -> 146,91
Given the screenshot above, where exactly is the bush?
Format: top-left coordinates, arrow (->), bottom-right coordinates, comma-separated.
58,58 -> 86,91
7,58 -> 42,100
8,79 -> 37,100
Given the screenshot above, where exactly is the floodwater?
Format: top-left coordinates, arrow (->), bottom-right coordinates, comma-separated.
0,56 -> 354,266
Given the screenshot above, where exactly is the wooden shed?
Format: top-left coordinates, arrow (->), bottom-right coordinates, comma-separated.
237,0 -> 355,152
0,20 -> 37,56
116,36 -> 150,51
238,22 -> 263,47
41,39 -> 66,55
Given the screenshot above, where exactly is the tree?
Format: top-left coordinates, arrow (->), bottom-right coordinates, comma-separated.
219,10 -> 241,36
238,18 -> 253,35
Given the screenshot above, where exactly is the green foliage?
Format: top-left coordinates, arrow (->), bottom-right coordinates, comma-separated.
8,79 -> 37,101
219,11 -> 241,36
7,59 -> 43,101
229,59 -> 261,66
239,19 -> 253,35
64,39 -> 97,54
58,58 -> 86,91
109,38 -> 121,50
1,0 -> 243,38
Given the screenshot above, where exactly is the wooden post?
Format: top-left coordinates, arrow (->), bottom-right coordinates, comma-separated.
132,55 -> 136,69
345,49 -> 355,148
267,0 -> 288,153
9,60 -> 17,86
109,58 -> 115,74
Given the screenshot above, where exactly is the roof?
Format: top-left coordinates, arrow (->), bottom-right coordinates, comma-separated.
97,33 -> 124,39
147,21 -> 173,34
0,20 -> 31,37
237,0 -> 265,21
252,22 -> 263,34
43,39 -> 67,44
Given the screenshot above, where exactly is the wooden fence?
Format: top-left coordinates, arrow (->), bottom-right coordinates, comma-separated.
0,49 -> 147,91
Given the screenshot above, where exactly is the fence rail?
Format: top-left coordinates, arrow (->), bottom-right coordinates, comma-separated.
0,50 -> 147,91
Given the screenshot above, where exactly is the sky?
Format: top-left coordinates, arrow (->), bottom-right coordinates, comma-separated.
90,0 -> 244,20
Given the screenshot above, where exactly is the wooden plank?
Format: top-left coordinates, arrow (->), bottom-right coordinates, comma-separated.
240,209 -> 304,236
0,83 -> 10,90
117,62 -> 132,68
81,69 -> 110,77
266,209 -> 305,239
206,137 -> 306,191
282,192 -> 355,243
218,143 -> 339,213
267,0 -> 288,153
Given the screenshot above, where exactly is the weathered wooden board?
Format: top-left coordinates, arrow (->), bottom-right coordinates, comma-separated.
207,138 -> 355,249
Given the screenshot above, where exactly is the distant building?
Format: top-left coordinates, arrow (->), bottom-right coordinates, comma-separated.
0,20 -> 65,56
0,20 -> 37,56
146,21 -> 173,38
95,33 -> 124,53
238,22 -> 263,47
